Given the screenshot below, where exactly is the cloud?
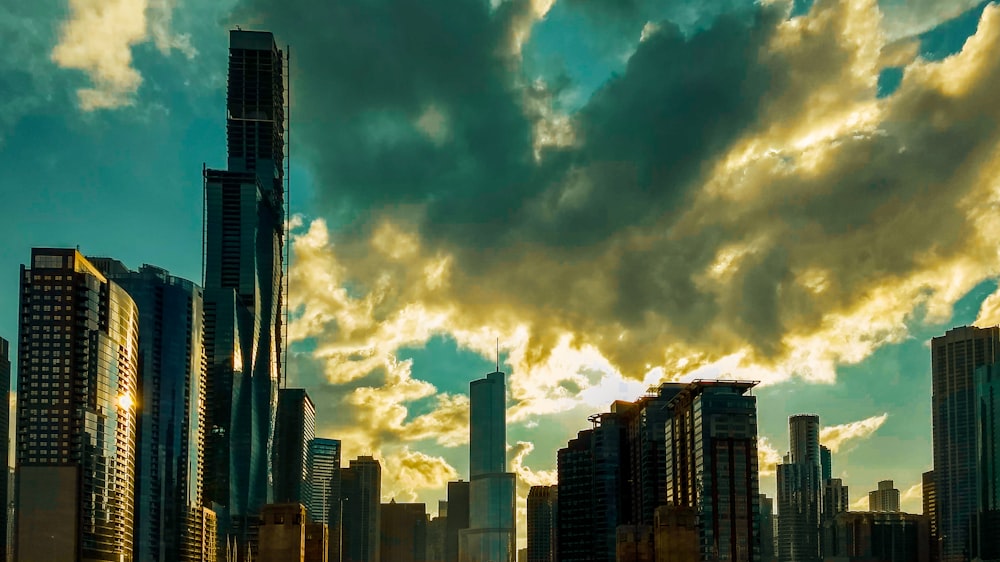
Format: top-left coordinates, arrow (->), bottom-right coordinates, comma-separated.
510,441 -> 557,547
820,414 -> 889,452
901,481 -> 923,513
381,448 -> 459,503
758,437 -> 783,477
850,495 -> 870,511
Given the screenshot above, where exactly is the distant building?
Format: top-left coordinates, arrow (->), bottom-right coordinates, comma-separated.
922,470 -> 937,561
342,456 -> 381,562
869,480 -> 901,513
820,446 -> 832,482
760,495 -> 777,562
426,508 -> 447,562
823,479 -> 850,523
258,503 -> 327,562
653,505 -> 699,562
527,485 -> 557,562
931,326 -> 999,562
445,480 -> 469,562
274,390 -> 317,513
380,500 -> 427,562
664,380 -> 761,562
0,338 -> 8,562
778,414 -> 823,562
15,249 -> 139,562
307,438 -> 342,561
821,511 -> 930,562
616,525 -> 654,562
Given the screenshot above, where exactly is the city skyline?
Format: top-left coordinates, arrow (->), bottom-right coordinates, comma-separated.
4,0 -> 1000,554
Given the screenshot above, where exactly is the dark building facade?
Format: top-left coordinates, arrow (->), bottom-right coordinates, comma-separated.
822,512 -> 930,562
202,29 -> 287,561
0,338 -> 8,562
975,361 -> 1000,560
664,380 -> 761,562
823,479 -> 850,523
931,326 -> 999,562
380,500 -> 427,562
342,456 -> 381,562
15,249 -> 140,562
307,438 -> 341,561
101,263 -> 212,562
274,389 -> 316,512
527,485 -> 556,562
778,414 -> 822,562
760,495 -> 776,562
445,480 -> 469,562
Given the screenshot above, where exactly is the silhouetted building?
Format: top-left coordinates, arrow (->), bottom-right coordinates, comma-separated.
100,263 -> 213,562
259,503 -> 327,562
664,380 -> 761,562
821,445 -> 832,482
0,338 -> 8,562
823,479 -> 850,523
870,480 -> 901,513
202,29 -> 287,561
274,389 -> 316,512
15,249 -> 139,562
342,456 -> 381,562
460,371 -> 515,562
445,480 -> 469,562
306,522 -> 329,562
778,414 -> 822,562
760,495 -> 776,562
527,485 -> 557,562
931,326 -> 999,562
653,505 -> 699,562
307,438 -> 341,561
921,470 -> 937,562
427,507 -> 447,562
822,511 -> 930,562
380,500 -> 427,562
975,361 -> 1000,560
616,525 -> 654,562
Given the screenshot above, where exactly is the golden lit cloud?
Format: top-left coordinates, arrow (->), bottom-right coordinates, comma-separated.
758,437 -> 783,478
381,448 -> 460,503
820,414 -> 889,452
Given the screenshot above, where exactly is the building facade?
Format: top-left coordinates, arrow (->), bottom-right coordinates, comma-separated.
777,414 -> 822,562
202,29 -> 287,560
342,456 -> 381,562
975,361 -> 1000,559
653,505 -> 699,562
460,371 -> 515,562
823,479 -> 850,523
380,500 -> 427,562
821,511 -> 930,562
101,263 -> 212,562
869,480 -> 901,513
922,470 -> 937,561
759,495 -> 776,562
445,480 -> 470,562
931,326 -> 999,562
15,249 -> 140,561
0,338 -> 8,562
527,485 -> 557,562
664,380 -> 761,562
307,438 -> 341,560
274,389 -> 316,512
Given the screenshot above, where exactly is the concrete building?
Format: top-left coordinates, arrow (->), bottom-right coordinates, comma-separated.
307,438 -> 341,561
869,480 -> 901,513
202,29 -> 287,561
380,500 -> 427,562
527,485 -> 557,562
821,511 -> 930,562
653,505 -> 699,562
274,390 -> 317,513
306,523 -> 329,562
15,249 -> 140,562
931,326 -> 999,562
259,503 -> 327,562
445,480 -> 469,562
616,525 -> 654,562
778,414 -> 823,562
664,380 -> 761,562
460,371 -> 515,562
342,456 -> 381,562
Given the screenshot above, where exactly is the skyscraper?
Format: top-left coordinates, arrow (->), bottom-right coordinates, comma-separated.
931,325 -> 999,562
445,480 -> 470,562
379,500 -> 427,562
342,456 -> 381,562
822,479 -> 849,522
664,380 -> 761,562
460,371 -> 515,562
307,438 -> 341,561
274,389 -> 317,513
527,485 -> 557,562
975,361 -> 1000,558
820,445 -> 832,482
15,248 -> 140,562
869,480 -> 901,513
99,263 -> 212,562
0,338 -> 8,562
202,29 -> 287,560
777,414 -> 822,562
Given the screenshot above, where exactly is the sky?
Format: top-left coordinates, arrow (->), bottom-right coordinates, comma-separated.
1,0 -> 999,548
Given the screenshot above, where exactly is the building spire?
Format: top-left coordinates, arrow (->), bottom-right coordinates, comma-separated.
496,338 -> 499,373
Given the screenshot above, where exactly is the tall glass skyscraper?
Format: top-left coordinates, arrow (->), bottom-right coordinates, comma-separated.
975,361 -> 1000,558
342,456 -> 382,562
460,371 -> 515,562
664,380 -> 761,562
932,326 -> 999,562
777,414 -> 822,562
202,29 -> 286,560
95,262 -> 213,562
15,249 -> 140,562
273,389 -> 316,510
306,438 -> 341,561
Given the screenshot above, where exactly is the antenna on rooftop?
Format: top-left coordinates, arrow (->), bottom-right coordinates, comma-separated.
496,338 -> 499,373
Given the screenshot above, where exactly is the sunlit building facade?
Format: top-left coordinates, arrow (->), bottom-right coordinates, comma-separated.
307,438 -> 341,561
15,248 -> 139,562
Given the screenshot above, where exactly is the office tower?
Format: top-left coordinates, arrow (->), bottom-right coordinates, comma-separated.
760,495 -> 776,562
307,438 -> 341,560
664,380 -> 761,562
460,371 -> 516,562
869,480 -> 901,513
274,389 -> 317,511
98,263 -> 212,562
380,500 -> 427,562
15,248 -> 139,561
822,479 -> 849,521
931,325 -> 999,562
822,512 -> 930,562
820,445 -> 832,481
527,485 -> 557,562
777,414 -> 822,562
922,470 -> 937,561
975,361 -> 1000,559
342,456 -> 381,562
445,480 -> 469,562
0,338 -> 7,562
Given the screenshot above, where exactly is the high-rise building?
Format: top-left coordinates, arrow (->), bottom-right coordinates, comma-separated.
307,438 -> 341,561
822,511 -> 931,562
98,263 -> 212,562
922,470 -> 937,561
760,495 -> 776,562
527,485 -> 557,562
380,500 -> 427,562
274,389 -> 317,513
820,446 -> 832,482
975,361 -> 1000,559
15,248 -> 140,562
931,325 -> 999,562
342,456 -> 381,562
0,338 -> 8,562
202,29 -> 287,560
445,480 -> 469,562
869,480 -> 901,513
822,479 -> 849,522
777,414 -> 822,562
664,380 -> 760,562
460,371 -> 515,562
